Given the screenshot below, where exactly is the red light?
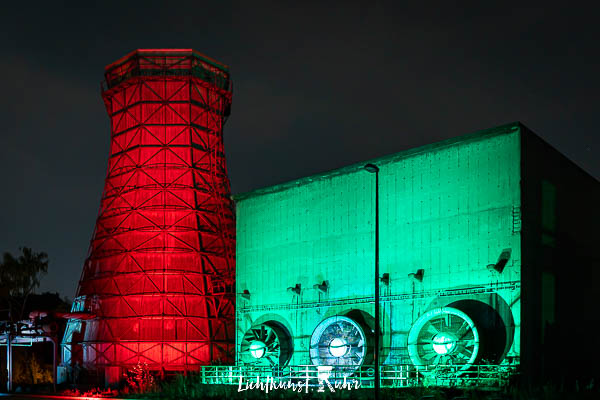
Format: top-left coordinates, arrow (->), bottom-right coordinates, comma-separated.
69,49 -> 235,374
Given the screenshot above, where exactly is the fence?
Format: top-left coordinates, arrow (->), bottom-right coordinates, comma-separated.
194,364 -> 517,388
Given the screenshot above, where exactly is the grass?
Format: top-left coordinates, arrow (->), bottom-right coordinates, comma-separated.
115,374 -> 600,400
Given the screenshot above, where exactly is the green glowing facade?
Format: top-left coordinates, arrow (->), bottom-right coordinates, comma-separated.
234,122 -> 600,385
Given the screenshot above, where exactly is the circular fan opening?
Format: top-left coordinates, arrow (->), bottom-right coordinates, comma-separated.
240,321 -> 292,367
310,315 -> 368,377
408,307 -> 480,373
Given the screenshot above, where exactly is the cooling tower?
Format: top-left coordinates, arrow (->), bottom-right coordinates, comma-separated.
62,49 -> 235,378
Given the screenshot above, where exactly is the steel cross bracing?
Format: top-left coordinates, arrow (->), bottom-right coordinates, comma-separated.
66,50 -> 235,373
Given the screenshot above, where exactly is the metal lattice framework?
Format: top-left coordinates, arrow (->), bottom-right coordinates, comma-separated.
65,49 -> 235,372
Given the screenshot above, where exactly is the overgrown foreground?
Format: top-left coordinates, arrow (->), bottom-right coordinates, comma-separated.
116,374 -> 600,400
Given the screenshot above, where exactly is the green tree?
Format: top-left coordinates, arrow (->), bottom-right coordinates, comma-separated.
0,247 -> 49,321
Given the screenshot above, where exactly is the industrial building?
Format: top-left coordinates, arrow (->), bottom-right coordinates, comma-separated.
234,122 -> 600,385
53,48 -> 600,388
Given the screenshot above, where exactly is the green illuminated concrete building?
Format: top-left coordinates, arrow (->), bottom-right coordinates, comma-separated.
234,122 -> 600,385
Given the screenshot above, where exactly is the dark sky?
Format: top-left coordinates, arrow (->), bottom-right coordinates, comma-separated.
1,1 -> 598,299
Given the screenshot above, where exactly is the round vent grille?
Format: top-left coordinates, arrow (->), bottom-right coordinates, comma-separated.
240,322 -> 292,367
309,315 -> 367,377
408,307 -> 479,373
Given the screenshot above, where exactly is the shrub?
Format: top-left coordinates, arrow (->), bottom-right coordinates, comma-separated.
124,362 -> 157,394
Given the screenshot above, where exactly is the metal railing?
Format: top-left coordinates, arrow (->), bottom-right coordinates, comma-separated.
193,364 -> 517,388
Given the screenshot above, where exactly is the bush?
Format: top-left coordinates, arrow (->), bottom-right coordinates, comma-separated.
124,362 -> 157,394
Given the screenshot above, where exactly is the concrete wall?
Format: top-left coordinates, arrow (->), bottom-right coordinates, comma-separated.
235,124 -> 522,367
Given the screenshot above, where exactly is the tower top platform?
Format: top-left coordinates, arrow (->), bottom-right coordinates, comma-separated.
103,48 -> 230,91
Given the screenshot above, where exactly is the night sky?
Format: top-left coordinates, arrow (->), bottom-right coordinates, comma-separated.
1,2 -> 598,299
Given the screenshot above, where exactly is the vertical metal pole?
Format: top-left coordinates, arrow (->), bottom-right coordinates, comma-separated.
7,331 -> 12,392
364,163 -> 380,399
374,170 -> 380,400
52,338 -> 57,392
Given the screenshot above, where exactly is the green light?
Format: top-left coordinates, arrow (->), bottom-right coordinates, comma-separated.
432,333 -> 457,355
236,125 -> 522,380
249,341 -> 266,359
329,337 -> 349,357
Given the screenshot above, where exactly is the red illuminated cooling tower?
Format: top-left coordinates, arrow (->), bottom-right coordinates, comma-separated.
67,49 -> 235,374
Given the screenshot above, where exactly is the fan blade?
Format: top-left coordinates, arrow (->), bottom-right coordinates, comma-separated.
455,320 -> 469,336
435,317 -> 447,332
420,351 -> 437,360
259,325 -> 267,339
266,355 -> 276,367
424,321 -> 440,336
461,347 -> 473,358
265,327 -> 274,344
458,327 -> 473,341
350,353 -> 362,365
